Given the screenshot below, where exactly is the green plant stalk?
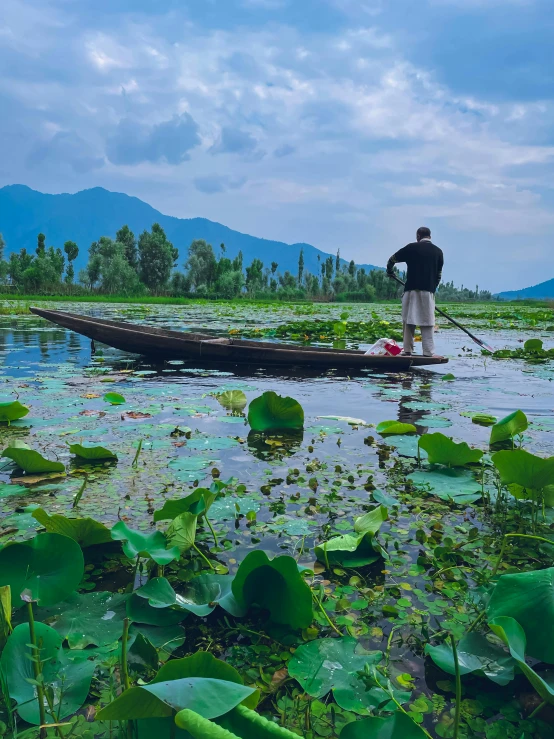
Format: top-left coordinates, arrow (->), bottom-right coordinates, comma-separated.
192,542 -> 216,571
323,541 -> 330,571
311,590 -> 341,636
131,439 -> 142,468
121,618 -> 131,692
204,513 -> 219,548
27,601 -> 47,739
529,700 -> 547,719
450,634 -> 461,739
492,533 -> 554,577
72,474 -> 88,508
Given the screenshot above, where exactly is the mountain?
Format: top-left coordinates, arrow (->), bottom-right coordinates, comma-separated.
498,279 -> 554,300
0,185 -> 379,276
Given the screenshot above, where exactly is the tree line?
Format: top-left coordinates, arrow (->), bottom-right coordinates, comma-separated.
0,226 -> 492,302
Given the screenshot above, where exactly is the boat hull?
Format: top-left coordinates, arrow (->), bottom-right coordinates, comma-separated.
29,307 -> 449,370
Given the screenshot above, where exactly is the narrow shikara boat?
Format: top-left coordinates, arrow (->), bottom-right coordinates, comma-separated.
30,307 -> 448,370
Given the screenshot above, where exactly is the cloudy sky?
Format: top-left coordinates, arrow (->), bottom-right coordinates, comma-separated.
1,0 -> 553,291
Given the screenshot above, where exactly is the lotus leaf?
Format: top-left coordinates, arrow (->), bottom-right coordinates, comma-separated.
318,415 -> 367,425
138,574 -> 246,618
425,632 -> 514,685
32,590 -> 128,648
168,457 -> 215,481
490,410 -> 528,445
127,632 -> 159,672
442,373 -> 455,381
127,594 -> 185,627
231,551 -> 312,628
408,468 -> 482,505
1,446 -> 65,474
97,652 -> 256,721
32,508 -> 112,547
376,420 -> 416,436
472,413 -> 497,426
0,483 -> 29,497
69,443 -> 117,460
248,391 -> 304,432
288,637 -> 382,713
524,339 -> 544,352
487,567 -> 554,663
314,532 -> 381,567
0,533 -> 84,606
384,435 -> 428,459
217,390 -> 247,411
1,622 -> 95,724
490,617 -> 554,704
187,436 -> 240,451
418,433 -> 483,467
154,488 -> 217,521
111,520 -> 180,565
166,512 -> 197,553
492,449 -> 554,493
0,400 -> 29,424
354,505 -> 388,536
340,712 -> 427,738
131,623 -> 185,657
104,391 -> 125,405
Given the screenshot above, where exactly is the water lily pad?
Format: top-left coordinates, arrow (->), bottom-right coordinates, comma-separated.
490,410 -> 528,445
288,637 -> 383,713
0,532 -> 84,607
425,632 -> 515,685
33,590 -> 128,648
417,416 -> 452,429
137,575 -> 246,618
166,512 -> 197,554
111,521 -> 180,565
232,551 -> 312,628
168,456 -> 215,481
187,436 -> 240,451
103,392 -> 126,405
0,483 -> 29,498
0,400 -> 29,424
32,509 -> 112,547
68,443 -> 117,461
384,436 -> 427,459
341,712 -> 427,738
418,433 -> 483,467
248,391 -> 304,432
408,468 -> 482,504
492,449 -> 554,493
1,446 -> 65,474
216,390 -> 247,411
376,421 -> 416,436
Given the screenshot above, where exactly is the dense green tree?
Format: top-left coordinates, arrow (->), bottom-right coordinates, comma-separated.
298,248 -> 304,286
245,258 -> 264,294
232,250 -> 243,273
271,261 -> 278,275
63,241 -> 79,284
335,249 -> 340,273
0,234 -> 7,283
116,225 -> 138,270
36,233 -> 46,257
138,223 -> 176,292
185,240 -> 218,291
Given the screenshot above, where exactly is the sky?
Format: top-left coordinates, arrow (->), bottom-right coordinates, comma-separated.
1,0 -> 553,291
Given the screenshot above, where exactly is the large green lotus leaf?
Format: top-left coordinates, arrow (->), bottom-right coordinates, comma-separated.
314,533 -> 381,567
130,624 -> 185,657
180,704 -> 301,738
408,468 -> 482,505
524,339 -> 543,352
1,622 -> 95,724
231,551 -> 312,628
104,391 -> 125,405
127,593 -> 185,627
32,508 -> 112,547
0,533 -> 84,607
1,446 -> 65,474
69,443 -> 117,460
127,632 -> 159,672
97,678 -> 255,721
154,489 -> 217,521
167,512 -> 197,554
33,591 -> 128,648
0,483 -> 30,498
490,617 -> 554,705
425,632 -> 514,685
492,449 -> 554,492
354,505 -> 388,536
288,637 -> 382,713
418,433 -> 483,467
0,400 -> 29,424
168,457 -> 215,482
340,712 -> 428,738
138,575 -> 246,618
111,521 -> 180,565
472,413 -> 497,427
384,435 -> 428,459
217,390 -> 247,411
487,567 -> 554,662
153,651 -> 248,688
376,420 -> 416,436
490,410 -> 528,445
247,391 -> 304,432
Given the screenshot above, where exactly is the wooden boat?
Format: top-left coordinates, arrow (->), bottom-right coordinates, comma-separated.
30,307 -> 448,370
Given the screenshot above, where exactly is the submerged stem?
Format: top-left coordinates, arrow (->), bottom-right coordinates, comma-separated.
121,617 -> 130,691
192,542 -> 216,571
27,601 -> 47,739
311,590 -> 341,636
204,514 -> 219,548
450,634 -> 461,739
529,700 -> 547,719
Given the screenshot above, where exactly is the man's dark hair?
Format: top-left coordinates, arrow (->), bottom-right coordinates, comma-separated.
417,226 -> 431,240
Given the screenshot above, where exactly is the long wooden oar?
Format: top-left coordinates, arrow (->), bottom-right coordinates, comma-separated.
390,274 -> 494,352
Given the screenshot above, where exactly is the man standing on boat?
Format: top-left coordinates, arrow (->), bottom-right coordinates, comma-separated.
386,227 -> 443,357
